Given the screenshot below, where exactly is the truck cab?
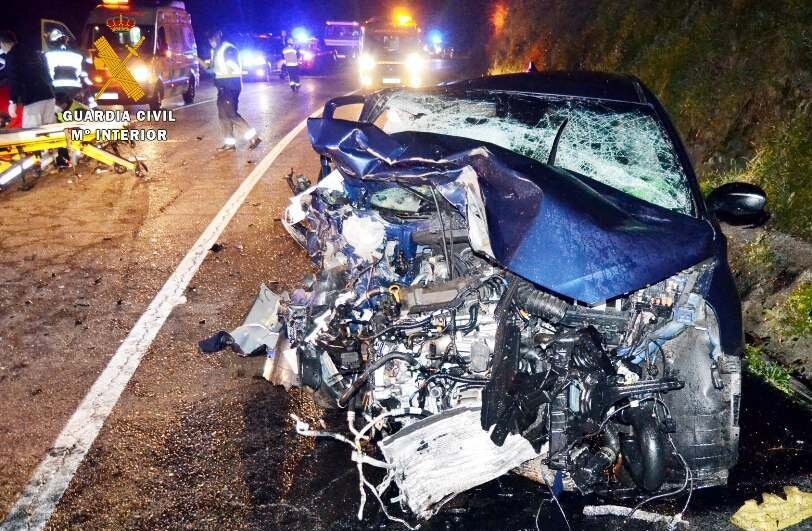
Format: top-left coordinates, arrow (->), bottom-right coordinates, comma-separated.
81,0 -> 199,109
358,16 -> 427,89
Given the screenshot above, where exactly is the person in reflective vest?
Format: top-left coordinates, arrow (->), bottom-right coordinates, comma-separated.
202,30 -> 261,151
282,40 -> 301,91
44,29 -> 89,98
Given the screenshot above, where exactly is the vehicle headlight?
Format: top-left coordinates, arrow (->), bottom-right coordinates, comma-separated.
359,53 -> 375,71
301,51 -> 314,61
240,51 -> 265,67
131,65 -> 151,83
405,52 -> 425,73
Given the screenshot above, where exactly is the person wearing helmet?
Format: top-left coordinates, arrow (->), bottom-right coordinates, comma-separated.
201,30 -> 261,151
44,28 -> 89,98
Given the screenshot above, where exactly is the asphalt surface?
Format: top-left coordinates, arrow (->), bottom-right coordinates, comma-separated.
0,68 -> 810,531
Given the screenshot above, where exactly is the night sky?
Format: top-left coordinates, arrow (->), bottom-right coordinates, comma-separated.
6,0 -> 493,50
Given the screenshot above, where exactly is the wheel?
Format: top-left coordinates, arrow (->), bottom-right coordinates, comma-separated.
182,76 -> 195,104
149,83 -> 164,111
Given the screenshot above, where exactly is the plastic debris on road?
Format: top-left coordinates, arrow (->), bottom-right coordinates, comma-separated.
583,504 -> 688,528
198,283 -> 282,357
730,486 -> 812,531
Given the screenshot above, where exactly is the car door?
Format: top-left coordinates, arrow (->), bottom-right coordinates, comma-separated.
41,19 -> 76,53
155,24 -> 173,88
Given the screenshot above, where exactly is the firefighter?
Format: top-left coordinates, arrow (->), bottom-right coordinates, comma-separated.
201,30 -> 261,151
44,29 -> 89,99
0,30 -> 55,128
282,39 -> 301,92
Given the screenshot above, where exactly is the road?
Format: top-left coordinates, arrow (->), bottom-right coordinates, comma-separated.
0,70 -> 810,531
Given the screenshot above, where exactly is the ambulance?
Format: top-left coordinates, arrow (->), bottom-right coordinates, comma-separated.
80,0 -> 199,109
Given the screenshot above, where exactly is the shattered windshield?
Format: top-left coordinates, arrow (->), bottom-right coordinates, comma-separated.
369,91 -> 694,215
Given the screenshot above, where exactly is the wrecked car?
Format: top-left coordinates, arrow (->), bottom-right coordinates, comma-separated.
264,71 -> 768,522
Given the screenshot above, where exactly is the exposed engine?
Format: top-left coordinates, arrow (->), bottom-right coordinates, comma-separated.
266,164 -> 740,522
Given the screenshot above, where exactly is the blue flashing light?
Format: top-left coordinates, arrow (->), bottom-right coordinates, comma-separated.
292,27 -> 310,44
429,30 -> 443,46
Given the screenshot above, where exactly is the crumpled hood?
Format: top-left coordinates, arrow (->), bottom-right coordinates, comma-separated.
307,118 -> 715,305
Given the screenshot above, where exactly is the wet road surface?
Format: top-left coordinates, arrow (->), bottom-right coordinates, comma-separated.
0,69 -> 810,530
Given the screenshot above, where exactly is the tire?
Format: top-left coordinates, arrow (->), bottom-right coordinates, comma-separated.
182,76 -> 195,104
149,83 -> 164,111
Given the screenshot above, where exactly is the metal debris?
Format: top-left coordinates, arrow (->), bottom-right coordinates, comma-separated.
583,504 -> 689,528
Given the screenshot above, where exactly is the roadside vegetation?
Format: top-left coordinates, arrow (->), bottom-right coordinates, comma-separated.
489,0 -> 812,386
490,0 -> 812,240
745,344 -> 793,395
767,281 -> 812,339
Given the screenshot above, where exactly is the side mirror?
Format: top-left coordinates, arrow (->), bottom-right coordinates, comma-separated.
706,182 -> 768,226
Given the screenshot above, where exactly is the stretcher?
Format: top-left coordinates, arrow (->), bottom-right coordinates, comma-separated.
0,120 -> 146,190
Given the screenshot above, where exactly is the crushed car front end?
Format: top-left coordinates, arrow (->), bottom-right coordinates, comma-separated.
265,73 -> 744,522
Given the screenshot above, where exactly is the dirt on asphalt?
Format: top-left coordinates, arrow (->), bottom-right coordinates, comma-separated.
0,77 -> 353,524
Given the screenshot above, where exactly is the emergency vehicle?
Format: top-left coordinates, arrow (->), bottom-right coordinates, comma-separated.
323,21 -> 361,59
358,12 -> 427,89
80,0 -> 199,109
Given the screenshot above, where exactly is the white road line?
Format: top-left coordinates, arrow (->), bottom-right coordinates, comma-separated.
170,84 -> 266,112
170,96 -> 215,111
0,110 -> 319,531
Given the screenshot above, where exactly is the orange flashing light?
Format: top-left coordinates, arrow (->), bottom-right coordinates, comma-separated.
102,0 -> 129,5
393,7 -> 415,27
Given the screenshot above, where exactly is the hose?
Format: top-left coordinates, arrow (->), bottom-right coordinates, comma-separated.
619,404 -> 667,492
514,278 -> 571,322
337,352 -> 420,408
353,287 -> 392,308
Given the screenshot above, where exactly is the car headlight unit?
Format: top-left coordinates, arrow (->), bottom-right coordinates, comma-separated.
405,52 -> 425,73
359,53 -> 375,72
131,64 -> 151,83
240,51 -> 266,67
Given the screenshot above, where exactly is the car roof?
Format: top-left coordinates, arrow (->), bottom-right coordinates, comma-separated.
443,71 -> 649,105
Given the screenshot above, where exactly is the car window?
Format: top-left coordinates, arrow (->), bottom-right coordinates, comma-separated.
371,91 -> 694,215
87,23 -> 154,55
156,26 -> 167,54
181,26 -> 196,54
42,20 -> 76,52
169,25 -> 185,53
325,25 -> 359,40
